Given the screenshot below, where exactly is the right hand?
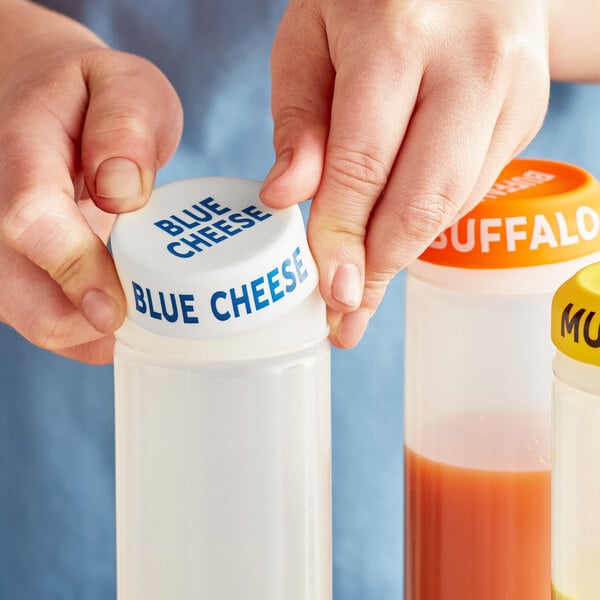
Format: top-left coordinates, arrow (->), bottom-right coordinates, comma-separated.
260,0 -> 551,349
0,1 -> 183,364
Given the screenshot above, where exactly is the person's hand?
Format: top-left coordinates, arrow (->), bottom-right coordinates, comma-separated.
260,0 -> 550,348
0,1 -> 182,364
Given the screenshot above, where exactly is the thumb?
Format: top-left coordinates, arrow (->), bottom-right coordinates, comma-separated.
81,50 -> 183,214
259,0 -> 332,209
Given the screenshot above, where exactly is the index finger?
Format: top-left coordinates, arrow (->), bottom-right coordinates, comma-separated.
309,36 -> 423,309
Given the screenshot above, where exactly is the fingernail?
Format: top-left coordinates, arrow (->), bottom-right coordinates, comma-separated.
326,306 -> 342,336
331,263 -> 363,309
332,309 -> 371,349
261,149 -> 293,194
96,157 -> 142,200
81,289 -> 120,333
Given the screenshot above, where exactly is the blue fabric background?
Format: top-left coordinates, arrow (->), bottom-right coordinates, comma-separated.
0,1 -> 599,598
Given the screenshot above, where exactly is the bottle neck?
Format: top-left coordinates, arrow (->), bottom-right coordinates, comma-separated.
553,350 -> 600,396
115,287 -> 329,362
410,251 -> 600,295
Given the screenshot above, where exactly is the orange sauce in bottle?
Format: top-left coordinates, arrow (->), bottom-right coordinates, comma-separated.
405,432 -> 550,600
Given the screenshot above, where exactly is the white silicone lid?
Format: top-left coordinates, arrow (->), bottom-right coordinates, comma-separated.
111,177 -> 321,340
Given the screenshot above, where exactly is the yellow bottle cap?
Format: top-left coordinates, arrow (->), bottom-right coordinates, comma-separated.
552,262 -> 600,366
420,158 -> 600,268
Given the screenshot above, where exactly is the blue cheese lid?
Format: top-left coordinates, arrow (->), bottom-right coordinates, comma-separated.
111,177 -> 325,348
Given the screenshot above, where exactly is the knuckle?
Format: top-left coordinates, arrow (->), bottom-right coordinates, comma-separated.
272,102 -> 323,149
325,144 -> 388,196
472,29 -> 548,92
1,190 -> 91,291
361,272 -> 392,313
22,310 -> 73,352
400,7 -> 439,51
0,187 -> 43,247
38,321 -> 69,352
0,187 -> 78,269
395,191 -> 459,241
83,108 -> 152,161
49,247 -> 87,290
307,213 -> 365,249
95,110 -> 148,140
274,102 -> 319,131
475,50 -> 511,91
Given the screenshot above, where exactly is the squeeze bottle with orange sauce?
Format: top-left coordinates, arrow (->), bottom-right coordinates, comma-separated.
110,177 -> 331,600
551,263 -> 600,600
404,158 -> 600,600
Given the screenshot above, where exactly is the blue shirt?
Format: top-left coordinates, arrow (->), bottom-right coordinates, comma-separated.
1,2 -> 599,598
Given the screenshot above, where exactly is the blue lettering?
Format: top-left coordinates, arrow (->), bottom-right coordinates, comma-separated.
242,205 -> 272,222
159,292 -> 178,323
182,206 -> 212,223
167,241 -> 194,258
212,219 -> 242,237
292,247 -> 308,284
199,196 -> 231,216
180,294 -> 199,324
267,267 -> 284,302
170,213 -> 202,228
211,291 -> 230,321
205,248 -> 313,325
251,276 -> 269,310
180,232 -> 213,252
146,288 -> 162,320
154,219 -> 184,237
198,225 -> 228,244
230,284 -> 252,318
132,282 -> 147,314
131,284 -> 199,324
282,258 -> 297,292
229,213 -> 255,229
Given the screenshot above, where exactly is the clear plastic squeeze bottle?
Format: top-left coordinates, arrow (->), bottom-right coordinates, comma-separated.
110,177 -> 331,600
404,158 -> 600,600
551,262 -> 600,600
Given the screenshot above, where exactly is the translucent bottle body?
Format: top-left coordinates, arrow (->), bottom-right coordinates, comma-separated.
552,352 -> 600,600
404,158 -> 600,600
110,177 -> 332,600
114,331 -> 331,600
403,260 -> 593,600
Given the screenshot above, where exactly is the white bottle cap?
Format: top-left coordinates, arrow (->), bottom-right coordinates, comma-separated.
111,177 -> 327,359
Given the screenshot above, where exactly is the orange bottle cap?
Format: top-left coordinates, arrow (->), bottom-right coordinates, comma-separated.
419,159 -> 600,269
